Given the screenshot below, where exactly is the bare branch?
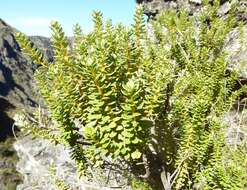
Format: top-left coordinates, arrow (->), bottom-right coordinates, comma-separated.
139,154 -> 150,179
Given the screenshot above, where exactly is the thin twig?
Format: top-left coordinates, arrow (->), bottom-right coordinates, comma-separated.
12,123 -> 18,140
139,154 -> 150,179
105,164 -> 112,185
75,140 -> 92,146
161,155 -> 189,190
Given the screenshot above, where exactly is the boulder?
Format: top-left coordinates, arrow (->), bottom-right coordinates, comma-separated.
14,134 -> 132,190
14,135 -> 79,190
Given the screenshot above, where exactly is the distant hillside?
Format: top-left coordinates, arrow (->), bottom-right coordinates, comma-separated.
0,18 -> 53,190
0,19 -> 54,116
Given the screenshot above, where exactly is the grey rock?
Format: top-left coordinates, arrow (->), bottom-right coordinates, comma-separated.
217,1 -> 231,16
14,135 -> 132,190
223,110 -> 247,148
0,18 -> 42,112
0,18 -> 38,189
137,0 -> 202,18
225,26 -> 247,78
189,0 -> 202,4
14,135 -> 79,190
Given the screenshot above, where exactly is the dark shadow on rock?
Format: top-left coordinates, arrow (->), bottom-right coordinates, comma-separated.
0,58 -> 37,107
3,38 -> 18,59
0,58 -> 26,96
0,98 -> 18,142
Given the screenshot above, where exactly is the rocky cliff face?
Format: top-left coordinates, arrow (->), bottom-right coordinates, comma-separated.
0,18 -> 34,190
0,18 -> 55,139
0,18 -> 53,190
0,19 -> 37,114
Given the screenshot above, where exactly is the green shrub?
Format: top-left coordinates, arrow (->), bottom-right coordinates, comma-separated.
16,1 -> 247,189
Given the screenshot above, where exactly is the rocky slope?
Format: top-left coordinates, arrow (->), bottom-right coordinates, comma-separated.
0,18 -> 52,190
14,135 -> 132,190
0,19 -> 54,119
0,18 -> 34,190
0,19 -> 37,115
14,136 -> 79,190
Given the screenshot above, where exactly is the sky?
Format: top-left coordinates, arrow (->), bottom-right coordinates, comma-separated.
0,0 -> 137,37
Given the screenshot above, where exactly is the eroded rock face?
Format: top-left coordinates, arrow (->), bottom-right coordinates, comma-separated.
14,135 -> 132,190
0,18 -> 35,190
225,26 -> 247,78
14,136 -> 79,190
0,19 -> 39,112
0,19 -> 53,115
0,18 -> 53,190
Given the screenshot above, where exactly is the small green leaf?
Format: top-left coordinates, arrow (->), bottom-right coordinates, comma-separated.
102,142 -> 110,149
124,153 -> 131,160
94,160 -> 103,167
85,120 -> 97,128
131,121 -> 139,127
88,114 -> 102,120
100,137 -> 109,144
124,138 -> 131,144
109,122 -> 117,129
116,125 -> 123,131
109,131 -> 117,138
121,148 -> 127,155
113,117 -> 122,122
101,116 -> 110,124
132,112 -> 141,117
131,150 -> 142,159
122,130 -> 134,138
118,134 -> 124,140
114,149 -> 121,157
132,137 -> 141,144
84,126 -> 94,139
122,114 -> 133,121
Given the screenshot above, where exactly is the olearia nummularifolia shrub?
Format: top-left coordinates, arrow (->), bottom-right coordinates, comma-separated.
15,0 -> 247,189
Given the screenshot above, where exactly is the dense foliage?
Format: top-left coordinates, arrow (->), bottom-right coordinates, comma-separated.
16,1 -> 247,189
